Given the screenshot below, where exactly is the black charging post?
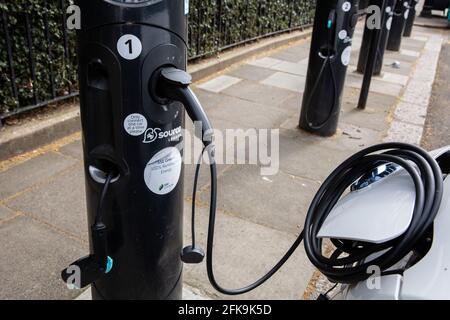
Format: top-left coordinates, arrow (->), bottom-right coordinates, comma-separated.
299,0 -> 360,136
387,0 -> 412,51
404,0 -> 419,37
357,0 -> 397,75
61,0 -> 212,300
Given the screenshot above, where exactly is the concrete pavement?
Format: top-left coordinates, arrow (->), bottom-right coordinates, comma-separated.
0,19 -> 447,300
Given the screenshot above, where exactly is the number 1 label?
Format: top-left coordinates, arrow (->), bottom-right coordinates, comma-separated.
117,34 -> 142,60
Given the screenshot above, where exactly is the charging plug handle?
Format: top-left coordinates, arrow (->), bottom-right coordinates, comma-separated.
155,67 -> 214,146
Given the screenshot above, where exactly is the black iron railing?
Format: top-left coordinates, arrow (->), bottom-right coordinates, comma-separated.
0,0 -> 315,122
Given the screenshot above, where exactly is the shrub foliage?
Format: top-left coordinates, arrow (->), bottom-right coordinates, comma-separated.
0,0 -> 314,116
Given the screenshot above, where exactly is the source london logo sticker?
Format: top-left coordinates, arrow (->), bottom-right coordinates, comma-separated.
143,127 -> 182,144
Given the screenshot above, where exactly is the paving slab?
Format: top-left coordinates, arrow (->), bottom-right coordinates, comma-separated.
206,95 -> 291,129
270,60 -> 309,76
58,140 -> 83,161
0,204 -> 15,220
261,72 -> 306,92
277,133 -> 352,182
198,75 -> 242,93
199,164 -> 320,235
222,80 -> 295,108
227,64 -> 276,82
0,152 -> 78,201
384,121 -> 424,146
340,106 -> 390,132
270,49 -> 308,63
5,163 -> 88,241
182,206 -> 314,300
0,216 -> 86,300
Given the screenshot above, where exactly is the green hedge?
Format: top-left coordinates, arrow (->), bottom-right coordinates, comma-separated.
0,0 -> 315,117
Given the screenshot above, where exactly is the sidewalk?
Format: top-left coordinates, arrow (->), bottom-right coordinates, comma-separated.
0,21 -> 446,300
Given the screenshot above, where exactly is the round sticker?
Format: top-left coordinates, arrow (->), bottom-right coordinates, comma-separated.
124,113 -> 148,136
342,2 -> 352,12
144,147 -> 182,195
386,16 -> 393,30
338,30 -> 348,40
117,34 -> 142,60
341,46 -> 352,66
404,9 -> 410,20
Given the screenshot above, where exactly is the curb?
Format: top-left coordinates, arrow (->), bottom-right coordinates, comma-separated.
0,29 -> 312,161
0,108 -> 81,161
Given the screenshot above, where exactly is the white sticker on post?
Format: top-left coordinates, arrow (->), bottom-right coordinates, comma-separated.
342,2 -> 352,12
386,16 -> 393,30
404,9 -> 410,20
338,30 -> 348,40
124,113 -> 148,136
185,0 -> 189,15
144,147 -> 182,195
117,34 -> 142,60
341,46 -> 352,66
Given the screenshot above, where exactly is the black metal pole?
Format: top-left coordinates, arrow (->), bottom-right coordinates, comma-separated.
420,0 -> 433,17
299,0 -> 360,136
404,0 -> 419,37
386,0 -> 411,51
358,0 -> 388,110
357,0 -> 397,75
69,0 -> 188,300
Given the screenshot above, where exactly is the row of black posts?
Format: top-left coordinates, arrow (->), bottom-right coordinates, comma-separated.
300,0 -> 419,136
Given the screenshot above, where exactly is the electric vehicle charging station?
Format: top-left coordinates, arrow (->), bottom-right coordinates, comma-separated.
404,0 -> 419,37
60,0 -> 214,300
357,0 -> 397,75
58,0 -> 450,301
387,0 -> 412,51
299,0 -> 360,137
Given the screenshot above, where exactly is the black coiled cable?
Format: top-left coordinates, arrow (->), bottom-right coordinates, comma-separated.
194,142 -> 443,294
304,142 -> 443,283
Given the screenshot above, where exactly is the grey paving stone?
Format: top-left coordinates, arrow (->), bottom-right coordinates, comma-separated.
58,139 -> 83,161
271,49 -> 307,63
0,205 -> 15,221
223,80 -> 295,108
385,50 -> 418,63
282,43 -> 311,58
206,95 -> 291,129
277,133 -> 352,181
270,60 -> 309,76
340,106 -> 390,132
341,87 -> 396,114
261,72 -> 307,92
379,72 -> 409,86
5,163 -> 88,241
0,152 -> 78,201
182,205 -> 315,300
191,87 -> 225,112
199,164 -> 320,235
394,101 -> 427,126
384,121 -> 424,146
279,93 -> 303,114
197,75 -> 242,93
184,163 -> 230,199
346,74 -> 403,97
0,216 -> 87,300
382,57 -> 414,76
227,64 -> 276,82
